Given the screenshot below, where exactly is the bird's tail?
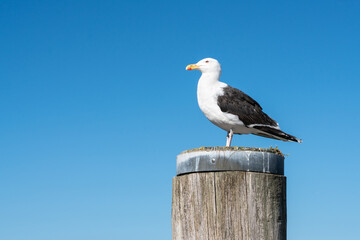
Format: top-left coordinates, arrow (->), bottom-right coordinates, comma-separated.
252,126 -> 302,143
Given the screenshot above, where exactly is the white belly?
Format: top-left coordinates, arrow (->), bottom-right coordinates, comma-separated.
197,81 -> 254,134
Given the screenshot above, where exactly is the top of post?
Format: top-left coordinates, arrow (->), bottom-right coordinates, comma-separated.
177,147 -> 285,176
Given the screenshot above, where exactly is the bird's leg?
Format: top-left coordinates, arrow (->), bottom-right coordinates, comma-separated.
226,129 -> 234,147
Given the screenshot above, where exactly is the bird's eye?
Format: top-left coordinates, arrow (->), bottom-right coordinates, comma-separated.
205,60 -> 209,63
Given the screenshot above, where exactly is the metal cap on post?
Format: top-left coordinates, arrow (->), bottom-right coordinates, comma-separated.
177,146 -> 284,176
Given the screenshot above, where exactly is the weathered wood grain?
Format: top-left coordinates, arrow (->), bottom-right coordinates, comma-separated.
172,171 -> 286,240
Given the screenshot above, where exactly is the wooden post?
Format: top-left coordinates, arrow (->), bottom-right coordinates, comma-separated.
171,147 -> 286,240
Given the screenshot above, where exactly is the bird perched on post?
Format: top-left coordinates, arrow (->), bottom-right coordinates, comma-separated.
186,58 -> 302,146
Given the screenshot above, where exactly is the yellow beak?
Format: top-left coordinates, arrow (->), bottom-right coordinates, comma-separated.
186,64 -> 200,71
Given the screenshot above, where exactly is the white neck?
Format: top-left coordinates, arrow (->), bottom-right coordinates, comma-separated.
196,71 -> 225,124
198,72 -> 221,87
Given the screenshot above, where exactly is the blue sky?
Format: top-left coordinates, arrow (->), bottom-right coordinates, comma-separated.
1,0 -> 360,239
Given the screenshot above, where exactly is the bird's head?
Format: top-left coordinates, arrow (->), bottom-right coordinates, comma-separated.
186,58 -> 221,74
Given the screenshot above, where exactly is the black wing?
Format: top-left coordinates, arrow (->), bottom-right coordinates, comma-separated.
217,85 -> 278,127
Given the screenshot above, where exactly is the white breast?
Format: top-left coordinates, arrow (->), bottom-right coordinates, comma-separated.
197,76 -> 251,134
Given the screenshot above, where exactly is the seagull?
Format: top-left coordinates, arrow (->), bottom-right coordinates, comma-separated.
186,57 -> 302,146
